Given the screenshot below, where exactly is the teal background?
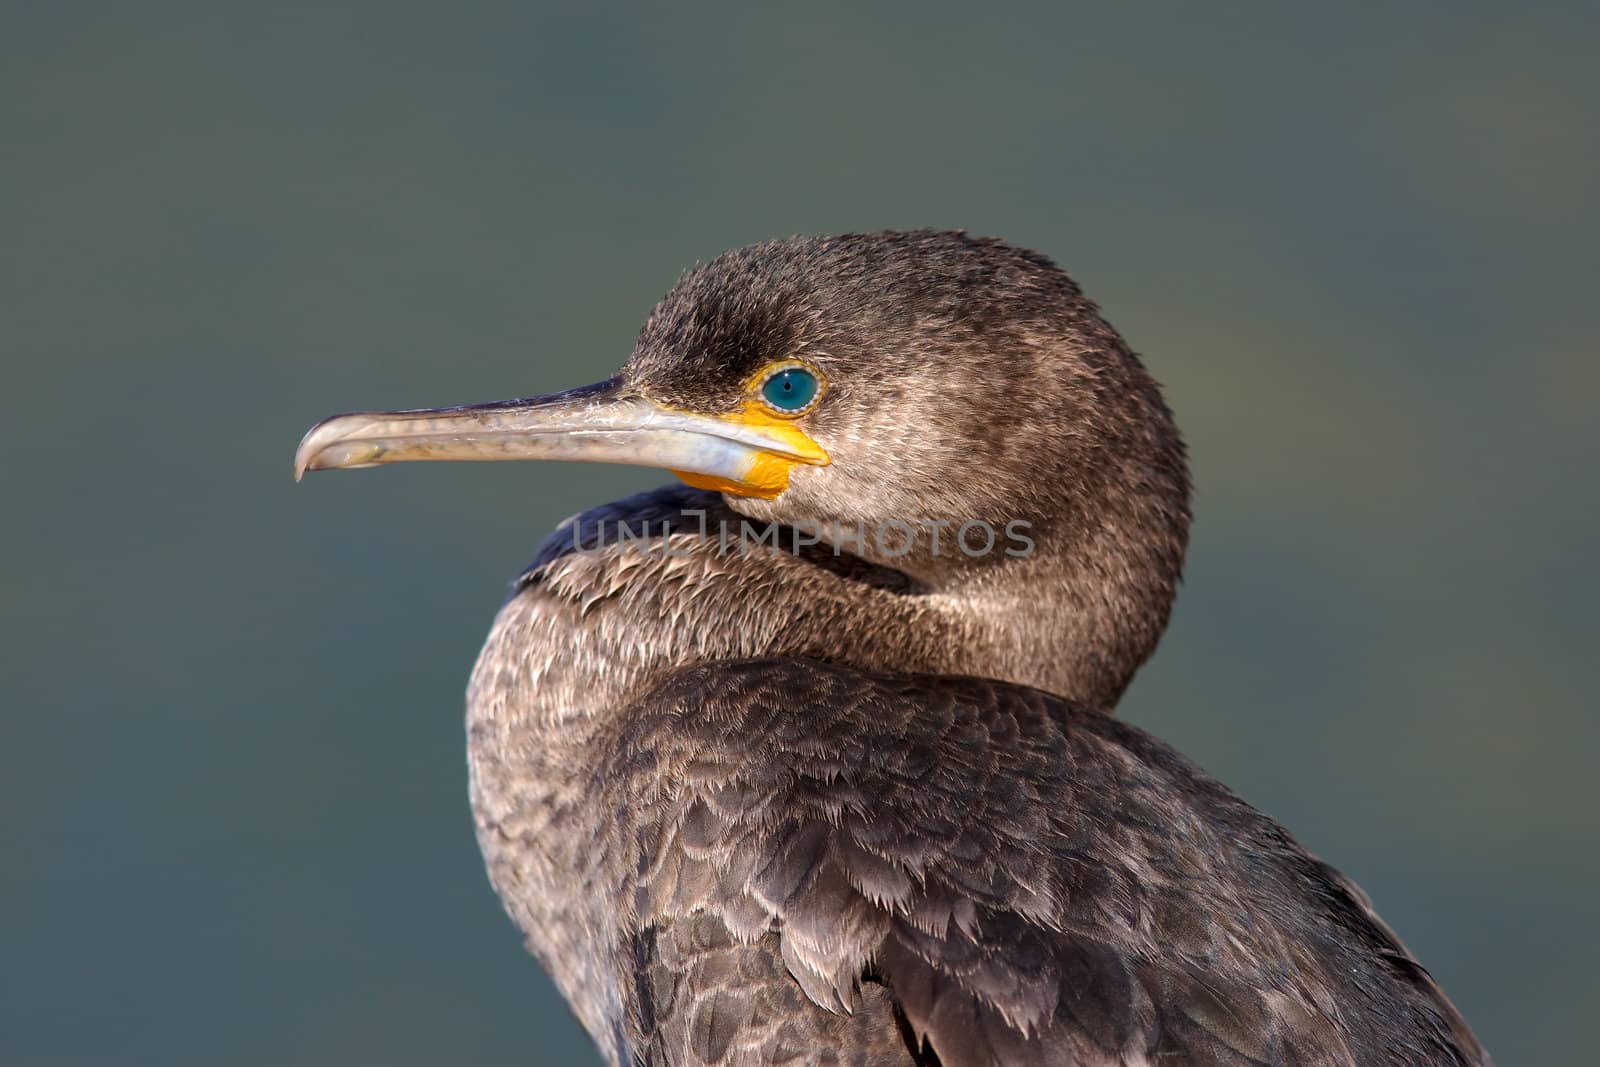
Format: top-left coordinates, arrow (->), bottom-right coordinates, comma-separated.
3,3 -> 1595,1064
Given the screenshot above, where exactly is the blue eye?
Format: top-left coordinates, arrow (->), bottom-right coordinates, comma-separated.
759,366 -> 821,413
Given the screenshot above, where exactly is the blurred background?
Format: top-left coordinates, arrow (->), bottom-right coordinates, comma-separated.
3,3 -> 1595,1064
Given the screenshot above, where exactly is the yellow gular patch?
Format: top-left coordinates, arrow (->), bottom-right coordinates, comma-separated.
670,402 -> 829,499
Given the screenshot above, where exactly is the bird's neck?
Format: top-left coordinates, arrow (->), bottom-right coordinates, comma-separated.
471,525 -> 973,734
469,486 -> 1168,735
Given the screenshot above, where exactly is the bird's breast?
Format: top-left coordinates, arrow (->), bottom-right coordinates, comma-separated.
460,532 -> 825,1056
458,506 -> 982,1061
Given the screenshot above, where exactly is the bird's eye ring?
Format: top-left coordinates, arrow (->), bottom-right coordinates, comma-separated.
754,362 -> 824,416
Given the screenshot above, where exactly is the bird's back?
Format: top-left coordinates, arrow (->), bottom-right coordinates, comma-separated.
599,658 -> 1487,1067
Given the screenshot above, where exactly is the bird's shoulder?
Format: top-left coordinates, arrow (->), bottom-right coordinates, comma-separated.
591,656 -> 1486,1067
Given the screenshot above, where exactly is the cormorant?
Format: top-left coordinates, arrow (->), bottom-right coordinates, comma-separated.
295,231 -> 1488,1065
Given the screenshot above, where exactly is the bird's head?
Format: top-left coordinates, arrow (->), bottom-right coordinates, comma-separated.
297,231 -> 1188,589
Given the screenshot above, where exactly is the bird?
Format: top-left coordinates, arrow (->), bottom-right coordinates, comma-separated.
295,230 -> 1489,1066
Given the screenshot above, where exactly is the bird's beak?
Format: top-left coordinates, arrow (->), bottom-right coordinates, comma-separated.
293,378 -> 829,500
